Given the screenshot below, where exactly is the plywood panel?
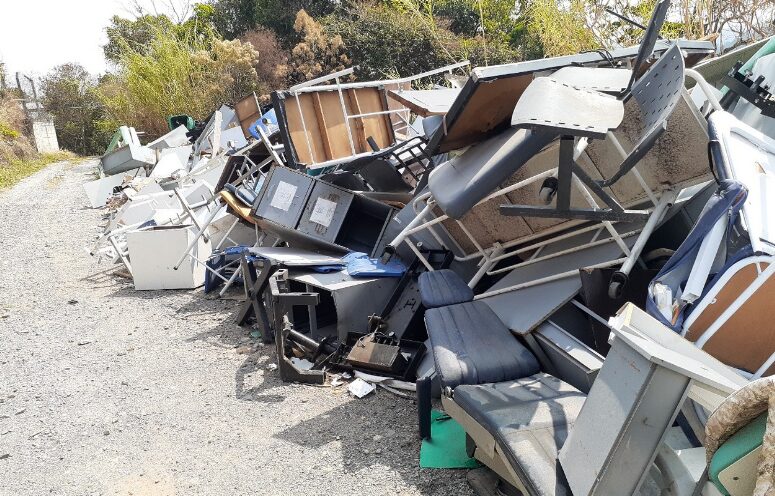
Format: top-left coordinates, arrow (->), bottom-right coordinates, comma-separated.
438,75 -> 532,153
234,93 -> 261,137
317,91 -> 355,158
284,94 -> 326,165
282,87 -> 395,166
686,261 -> 775,375
351,88 -> 393,150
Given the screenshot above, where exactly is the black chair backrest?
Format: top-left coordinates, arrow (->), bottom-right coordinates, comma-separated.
359,159 -> 413,193
627,0 -> 671,92
602,43 -> 685,187
320,171 -> 370,191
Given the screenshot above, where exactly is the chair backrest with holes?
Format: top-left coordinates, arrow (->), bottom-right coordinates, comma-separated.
627,0 -> 671,92
632,43 -> 686,133
601,43 -> 686,187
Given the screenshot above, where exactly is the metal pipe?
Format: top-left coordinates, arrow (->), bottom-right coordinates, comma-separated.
289,67 -> 356,91
685,69 -> 723,112
617,189 -> 676,277
288,61 -> 470,94
474,258 -> 627,300
487,229 -> 640,276
172,201 -> 224,270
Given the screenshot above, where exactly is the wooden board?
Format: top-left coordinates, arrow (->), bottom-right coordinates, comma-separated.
427,40 -> 715,155
278,87 -> 395,167
436,75 -> 532,153
387,88 -> 461,117
234,92 -> 261,138
685,260 -> 775,375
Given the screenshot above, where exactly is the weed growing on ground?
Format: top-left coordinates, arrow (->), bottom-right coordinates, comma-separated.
0,151 -> 80,189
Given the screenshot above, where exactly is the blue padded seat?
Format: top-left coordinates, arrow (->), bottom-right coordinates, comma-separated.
418,269 -> 474,308
455,373 -> 586,496
425,300 -> 540,389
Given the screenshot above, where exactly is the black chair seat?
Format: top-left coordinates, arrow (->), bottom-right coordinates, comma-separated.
425,301 -> 540,389
455,373 -> 586,496
418,269 -> 474,308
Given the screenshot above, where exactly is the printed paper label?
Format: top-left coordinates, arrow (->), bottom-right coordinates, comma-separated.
309,197 -> 337,227
270,181 -> 296,211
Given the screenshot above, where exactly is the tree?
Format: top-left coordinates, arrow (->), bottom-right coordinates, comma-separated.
322,2 -> 518,80
211,0 -> 261,39
210,0 -> 337,41
286,10 -> 351,84
526,0 -> 601,57
104,4 -> 219,64
99,28 -> 260,138
241,27 -> 290,95
41,64 -> 111,155
104,14 -> 176,64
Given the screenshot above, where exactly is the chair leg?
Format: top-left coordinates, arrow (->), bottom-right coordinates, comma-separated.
417,375 -> 432,440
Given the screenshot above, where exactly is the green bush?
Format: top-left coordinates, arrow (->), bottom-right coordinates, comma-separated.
98,28 -> 259,139
0,122 -> 20,140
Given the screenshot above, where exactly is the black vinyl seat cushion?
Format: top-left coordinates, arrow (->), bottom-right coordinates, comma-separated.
425,300 -> 540,389
419,269 -> 475,308
455,373 -> 586,496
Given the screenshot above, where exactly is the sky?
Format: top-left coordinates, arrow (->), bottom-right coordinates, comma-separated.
0,0 -> 191,80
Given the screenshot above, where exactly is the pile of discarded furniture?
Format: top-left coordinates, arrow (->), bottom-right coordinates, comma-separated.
82,2 -> 775,493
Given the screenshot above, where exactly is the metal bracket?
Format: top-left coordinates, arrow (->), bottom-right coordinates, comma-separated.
269,270 -> 325,384
499,136 -> 649,222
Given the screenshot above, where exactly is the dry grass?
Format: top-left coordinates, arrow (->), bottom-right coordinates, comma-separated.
0,94 -> 83,189
0,151 -> 79,189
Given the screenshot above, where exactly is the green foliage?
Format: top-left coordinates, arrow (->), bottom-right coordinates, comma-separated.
0,122 -> 20,140
0,151 -> 77,189
323,2 -> 458,80
211,0 -> 262,39
432,0 -> 480,36
41,63 -> 111,156
527,0 -> 600,56
210,0 -> 337,41
104,5 -> 220,64
104,14 -> 176,64
99,27 -> 259,138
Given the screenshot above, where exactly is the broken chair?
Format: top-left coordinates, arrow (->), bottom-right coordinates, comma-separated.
423,295 -> 746,495
647,109 -> 775,377
388,41 -> 689,299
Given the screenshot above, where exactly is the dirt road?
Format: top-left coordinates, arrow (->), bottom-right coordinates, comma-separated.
0,159 -> 472,496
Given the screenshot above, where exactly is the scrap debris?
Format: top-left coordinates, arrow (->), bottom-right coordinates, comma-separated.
78,5 -> 775,493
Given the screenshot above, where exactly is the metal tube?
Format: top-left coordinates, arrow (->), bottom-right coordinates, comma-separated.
474,258 -> 627,300
335,76 -> 357,156
618,189 -> 676,276
289,67 -> 356,91
685,69 -> 723,111
488,223 -> 612,265
294,92 -> 316,165
214,216 -> 240,251
487,229 -> 641,276
172,202 -> 224,270
218,265 -> 243,297
388,203 -> 434,250
288,61 -> 470,94
468,244 -> 503,288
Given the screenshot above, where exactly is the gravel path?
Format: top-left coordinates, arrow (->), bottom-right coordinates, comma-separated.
0,159 -> 473,496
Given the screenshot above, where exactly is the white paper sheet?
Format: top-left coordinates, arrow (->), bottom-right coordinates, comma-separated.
270,181 -> 297,211
309,198 -> 337,227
